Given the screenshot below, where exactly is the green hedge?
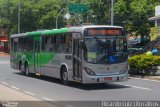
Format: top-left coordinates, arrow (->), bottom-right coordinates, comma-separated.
129,54 -> 160,69
129,54 -> 160,75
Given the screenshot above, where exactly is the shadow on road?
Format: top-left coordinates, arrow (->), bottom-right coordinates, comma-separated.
14,72 -> 129,90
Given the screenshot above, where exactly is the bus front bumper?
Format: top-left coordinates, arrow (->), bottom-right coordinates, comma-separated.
82,72 -> 128,84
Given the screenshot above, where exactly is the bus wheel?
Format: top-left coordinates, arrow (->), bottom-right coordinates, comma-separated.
61,67 -> 68,85
25,64 -> 30,76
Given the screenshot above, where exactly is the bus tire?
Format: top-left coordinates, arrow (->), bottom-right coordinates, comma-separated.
24,63 -> 30,76
60,67 -> 69,85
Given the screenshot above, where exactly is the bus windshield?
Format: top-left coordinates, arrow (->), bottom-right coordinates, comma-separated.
84,37 -> 127,64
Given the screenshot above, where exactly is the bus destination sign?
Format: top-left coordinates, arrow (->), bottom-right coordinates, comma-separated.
84,28 -> 124,36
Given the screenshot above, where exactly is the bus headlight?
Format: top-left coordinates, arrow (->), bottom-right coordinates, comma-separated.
120,65 -> 128,74
83,67 -> 96,76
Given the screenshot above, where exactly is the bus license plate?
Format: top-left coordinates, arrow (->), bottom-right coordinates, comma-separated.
104,77 -> 112,81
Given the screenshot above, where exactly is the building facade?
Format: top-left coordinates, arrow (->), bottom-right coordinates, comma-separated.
0,31 -> 8,52
149,6 -> 160,41
149,6 -> 160,27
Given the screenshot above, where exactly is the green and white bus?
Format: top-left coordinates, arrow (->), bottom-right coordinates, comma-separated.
10,25 -> 129,84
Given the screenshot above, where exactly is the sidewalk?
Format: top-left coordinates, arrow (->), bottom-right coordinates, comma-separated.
0,84 -> 40,101
0,84 -> 57,107
0,52 -> 9,56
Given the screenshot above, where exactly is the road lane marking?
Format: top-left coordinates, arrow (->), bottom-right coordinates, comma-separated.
124,85 -> 151,90
1,82 -> 8,85
66,105 -> 75,107
11,86 -> 20,90
42,97 -> 54,101
24,91 -> 36,96
129,77 -> 160,83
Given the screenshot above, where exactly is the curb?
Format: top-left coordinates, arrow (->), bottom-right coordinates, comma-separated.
130,75 -> 160,81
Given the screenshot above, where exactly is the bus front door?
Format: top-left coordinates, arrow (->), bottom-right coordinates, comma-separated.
34,41 -> 41,75
73,39 -> 82,81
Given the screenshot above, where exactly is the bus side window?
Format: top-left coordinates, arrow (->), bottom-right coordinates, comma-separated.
44,36 -> 53,52
52,34 -> 72,54
52,35 -> 56,52
60,35 -> 66,53
54,35 -> 64,53
41,36 -> 45,51
18,38 -> 24,51
25,37 -> 33,51
65,33 -> 72,54
11,39 -> 14,52
14,41 -> 18,52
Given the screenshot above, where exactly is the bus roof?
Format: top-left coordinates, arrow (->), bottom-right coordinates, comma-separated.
10,33 -> 27,38
42,28 -> 69,35
10,31 -> 43,38
68,25 -> 124,32
77,25 -> 123,28
27,31 -> 43,36
10,25 -> 124,38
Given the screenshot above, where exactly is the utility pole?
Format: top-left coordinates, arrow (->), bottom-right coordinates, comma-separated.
111,0 -> 114,26
18,0 -> 20,33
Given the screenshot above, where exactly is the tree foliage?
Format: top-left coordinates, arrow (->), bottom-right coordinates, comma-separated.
0,0 -> 159,39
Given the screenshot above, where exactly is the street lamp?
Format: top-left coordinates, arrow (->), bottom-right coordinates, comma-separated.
56,8 -> 64,29
64,13 -> 71,20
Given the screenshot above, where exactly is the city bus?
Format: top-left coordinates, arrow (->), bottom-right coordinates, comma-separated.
10,25 -> 129,84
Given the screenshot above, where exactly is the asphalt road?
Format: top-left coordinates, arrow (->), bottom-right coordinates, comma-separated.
0,56 -> 160,107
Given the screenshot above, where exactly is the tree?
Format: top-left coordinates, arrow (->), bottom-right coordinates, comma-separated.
114,0 -> 160,45
0,0 -> 65,34
0,0 -> 159,38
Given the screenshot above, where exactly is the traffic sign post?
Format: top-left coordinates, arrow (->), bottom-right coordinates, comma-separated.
68,4 -> 88,13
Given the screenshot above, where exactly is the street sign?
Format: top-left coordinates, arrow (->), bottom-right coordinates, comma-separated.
68,4 -> 88,13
